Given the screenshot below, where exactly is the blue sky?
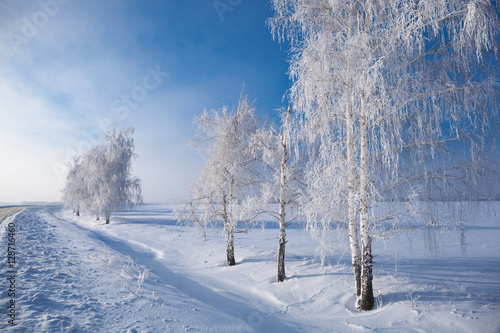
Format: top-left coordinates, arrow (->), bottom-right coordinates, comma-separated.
0,0 -> 291,203
1,1 -> 498,204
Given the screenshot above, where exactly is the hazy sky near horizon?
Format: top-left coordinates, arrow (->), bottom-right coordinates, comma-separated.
0,0 -> 291,203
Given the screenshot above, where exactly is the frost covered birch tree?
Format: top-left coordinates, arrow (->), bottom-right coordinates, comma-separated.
270,0 -> 499,310
247,106 -> 304,281
99,128 -> 143,223
182,93 -> 261,266
82,144 -> 107,221
62,127 -> 142,223
62,157 -> 86,217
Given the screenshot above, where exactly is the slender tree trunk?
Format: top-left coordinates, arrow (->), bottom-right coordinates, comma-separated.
346,100 -> 362,298
359,237 -> 374,310
222,193 -> 235,266
346,4 -> 362,299
278,108 -> 289,282
225,224 -> 235,266
358,95 -> 374,311
278,210 -> 286,282
320,221 -> 328,266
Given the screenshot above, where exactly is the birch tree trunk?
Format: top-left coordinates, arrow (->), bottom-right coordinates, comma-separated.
346,100 -> 362,298
358,95 -> 374,310
105,206 -> 111,224
228,181 -> 237,266
225,224 -> 235,266
347,1 -> 362,298
277,200 -> 286,281
222,193 -> 236,266
277,107 -> 289,282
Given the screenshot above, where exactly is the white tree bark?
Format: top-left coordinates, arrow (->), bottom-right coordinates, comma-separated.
277,107 -> 290,282
222,192 -> 236,266
346,99 -> 362,299
358,94 -> 374,310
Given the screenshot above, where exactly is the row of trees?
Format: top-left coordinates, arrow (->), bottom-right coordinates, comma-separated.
62,0 -> 497,312
179,92 -> 304,282
62,128 -> 143,224
268,0 -> 499,310
181,0 -> 499,311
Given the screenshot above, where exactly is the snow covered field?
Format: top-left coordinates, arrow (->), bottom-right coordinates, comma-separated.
1,204 -> 499,332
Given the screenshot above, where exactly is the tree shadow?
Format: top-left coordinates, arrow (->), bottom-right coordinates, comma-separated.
290,272 -> 349,279
239,257 -> 271,264
109,206 -> 178,226
381,289 -> 499,306
239,254 -> 321,265
388,257 -> 500,296
374,256 -> 500,305
109,216 -> 179,226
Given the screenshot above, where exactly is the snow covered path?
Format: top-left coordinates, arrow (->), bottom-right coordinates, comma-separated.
77,217 -> 300,332
1,207 -> 293,332
1,205 -> 500,332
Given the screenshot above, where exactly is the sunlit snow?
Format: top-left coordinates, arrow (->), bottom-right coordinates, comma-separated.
1,204 -> 499,332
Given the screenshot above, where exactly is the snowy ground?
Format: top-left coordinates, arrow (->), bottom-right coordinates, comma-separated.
0,204 -> 499,332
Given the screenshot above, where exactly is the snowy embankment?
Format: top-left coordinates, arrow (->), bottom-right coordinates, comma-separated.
1,205 -> 499,332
